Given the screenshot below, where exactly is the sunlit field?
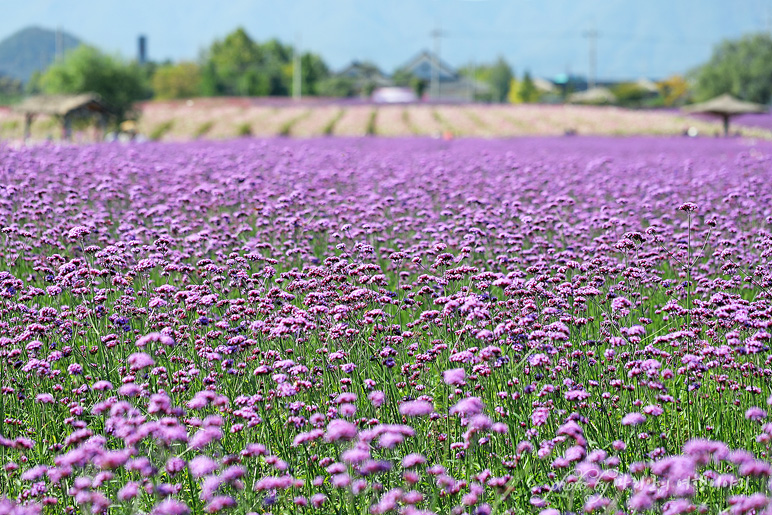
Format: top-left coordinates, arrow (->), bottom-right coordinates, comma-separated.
134,102 -> 766,140
3,101 -> 771,142
1,136 -> 772,514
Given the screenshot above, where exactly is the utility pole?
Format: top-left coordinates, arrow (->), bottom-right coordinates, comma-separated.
430,26 -> 445,101
293,33 -> 302,101
582,27 -> 598,89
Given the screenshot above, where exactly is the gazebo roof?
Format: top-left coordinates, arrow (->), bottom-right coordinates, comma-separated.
14,94 -> 109,116
635,78 -> 659,93
568,87 -> 617,104
399,50 -> 458,82
533,78 -> 557,94
682,93 -> 767,116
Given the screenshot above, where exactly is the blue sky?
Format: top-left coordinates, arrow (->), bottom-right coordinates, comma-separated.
2,0 -> 770,80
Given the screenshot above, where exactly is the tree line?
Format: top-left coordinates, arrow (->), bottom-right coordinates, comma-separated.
20,28 -> 772,121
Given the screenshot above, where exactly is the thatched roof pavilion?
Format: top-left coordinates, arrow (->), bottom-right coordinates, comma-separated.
567,87 -> 617,105
14,93 -> 110,141
682,93 -> 767,136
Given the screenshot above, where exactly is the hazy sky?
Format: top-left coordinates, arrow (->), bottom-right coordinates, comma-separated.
2,0 -> 771,80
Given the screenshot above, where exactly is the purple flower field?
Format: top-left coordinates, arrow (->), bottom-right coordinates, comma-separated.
1,136 -> 772,514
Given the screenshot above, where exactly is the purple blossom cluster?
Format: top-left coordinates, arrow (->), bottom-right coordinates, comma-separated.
0,136 -> 771,514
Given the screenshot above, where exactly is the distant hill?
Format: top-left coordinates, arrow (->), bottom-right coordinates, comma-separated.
0,26 -> 82,83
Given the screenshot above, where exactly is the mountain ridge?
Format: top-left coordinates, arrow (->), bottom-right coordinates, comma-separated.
0,26 -> 81,83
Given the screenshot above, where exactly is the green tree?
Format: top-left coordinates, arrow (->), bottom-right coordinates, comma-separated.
410,76 -> 428,99
507,78 -> 520,103
610,82 -> 650,107
38,45 -> 147,119
200,29 -> 329,97
316,76 -> 356,97
389,68 -> 427,98
489,57 -> 513,103
362,81 -> 377,98
458,59 -> 513,103
391,67 -> 414,87
151,62 -> 202,99
693,32 -> 772,104
657,75 -> 691,107
260,38 -> 293,96
300,52 -> 330,96
518,70 -> 539,103
200,28 -> 264,96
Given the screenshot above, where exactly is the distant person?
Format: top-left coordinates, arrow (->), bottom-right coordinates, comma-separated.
119,120 -> 138,141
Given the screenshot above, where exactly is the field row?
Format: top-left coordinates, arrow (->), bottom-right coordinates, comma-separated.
135,103 -> 754,140
2,101 -> 770,142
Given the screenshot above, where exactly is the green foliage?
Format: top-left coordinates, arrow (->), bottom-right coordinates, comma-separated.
25,71 -> 43,94
277,111 -> 309,137
152,62 -> 201,100
657,75 -> 692,107
508,71 -> 540,104
401,109 -> 420,134
365,109 -> 377,135
488,57 -> 513,103
518,71 -> 539,103
459,58 -> 514,103
200,28 -> 287,96
317,76 -> 356,98
610,82 -> 653,107
693,32 -> 772,104
410,77 -> 428,99
277,121 -> 293,137
390,68 -> 428,99
322,109 -> 344,135
38,45 -> 148,119
149,120 -> 174,140
203,28 -> 258,94
391,67 -> 414,87
0,75 -> 22,105
236,122 -> 252,137
362,81 -> 377,98
200,28 -> 329,97
300,52 -> 330,96
193,121 -> 214,139
507,78 -> 521,103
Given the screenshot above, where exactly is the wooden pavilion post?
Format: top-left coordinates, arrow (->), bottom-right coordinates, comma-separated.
62,114 -> 73,141
23,113 -> 34,141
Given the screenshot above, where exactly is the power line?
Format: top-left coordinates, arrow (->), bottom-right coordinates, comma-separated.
446,29 -> 719,47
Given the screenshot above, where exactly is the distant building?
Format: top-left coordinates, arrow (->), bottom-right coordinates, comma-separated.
372,87 -> 418,104
533,77 -> 558,96
567,87 -> 617,105
399,50 -> 458,84
138,35 -> 147,65
397,50 -> 489,102
634,77 -> 659,94
552,73 -> 588,96
337,60 -> 390,97
14,93 -> 110,141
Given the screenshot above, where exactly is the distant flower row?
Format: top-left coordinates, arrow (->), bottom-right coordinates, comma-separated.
3,103 -> 769,142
